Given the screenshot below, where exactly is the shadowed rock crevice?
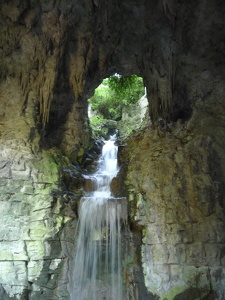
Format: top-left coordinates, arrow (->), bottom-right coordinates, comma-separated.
40,54 -> 76,150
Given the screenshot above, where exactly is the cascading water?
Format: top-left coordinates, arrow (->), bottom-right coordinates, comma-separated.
70,134 -> 123,300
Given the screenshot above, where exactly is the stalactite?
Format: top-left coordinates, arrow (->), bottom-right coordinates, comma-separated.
144,55 -> 173,122
69,36 -> 95,102
36,42 -> 60,125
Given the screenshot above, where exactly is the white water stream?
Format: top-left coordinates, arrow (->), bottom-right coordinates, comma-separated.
70,135 -> 123,300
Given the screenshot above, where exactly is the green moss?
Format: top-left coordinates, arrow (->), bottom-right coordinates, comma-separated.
55,216 -> 64,231
142,279 -> 186,300
77,147 -> 85,163
29,222 -> 52,240
143,266 -> 211,300
32,150 -> 59,185
161,286 -> 187,300
136,193 -> 144,206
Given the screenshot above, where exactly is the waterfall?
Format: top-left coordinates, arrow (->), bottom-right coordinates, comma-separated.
71,134 -> 123,300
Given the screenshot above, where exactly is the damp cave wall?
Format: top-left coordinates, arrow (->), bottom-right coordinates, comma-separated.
0,0 -> 225,299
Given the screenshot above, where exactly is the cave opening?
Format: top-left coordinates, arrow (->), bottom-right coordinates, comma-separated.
87,74 -> 146,140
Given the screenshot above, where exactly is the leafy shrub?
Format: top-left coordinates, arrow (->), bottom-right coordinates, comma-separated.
88,74 -> 144,120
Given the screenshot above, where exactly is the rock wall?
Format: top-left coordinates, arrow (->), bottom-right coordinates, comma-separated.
0,137 -> 79,299
119,97 -> 225,299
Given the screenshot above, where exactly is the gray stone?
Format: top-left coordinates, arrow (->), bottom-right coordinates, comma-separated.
0,241 -> 28,261
0,261 -> 27,286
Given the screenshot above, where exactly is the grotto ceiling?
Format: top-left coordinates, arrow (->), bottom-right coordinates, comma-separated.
1,0 -> 224,155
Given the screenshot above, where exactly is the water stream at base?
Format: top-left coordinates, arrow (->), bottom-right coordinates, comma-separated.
70,134 -> 123,300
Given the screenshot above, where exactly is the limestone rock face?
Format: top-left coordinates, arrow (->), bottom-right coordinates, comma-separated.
0,141 -> 78,299
0,0 -> 225,299
119,100 -> 225,298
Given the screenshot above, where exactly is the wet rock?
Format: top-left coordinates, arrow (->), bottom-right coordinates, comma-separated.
84,177 -> 95,193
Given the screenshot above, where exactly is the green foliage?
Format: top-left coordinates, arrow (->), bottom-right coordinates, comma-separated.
89,115 -> 108,138
90,115 -> 105,125
88,74 -> 144,120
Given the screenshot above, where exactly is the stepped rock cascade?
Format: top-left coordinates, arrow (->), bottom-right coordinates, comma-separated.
70,135 -> 123,300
